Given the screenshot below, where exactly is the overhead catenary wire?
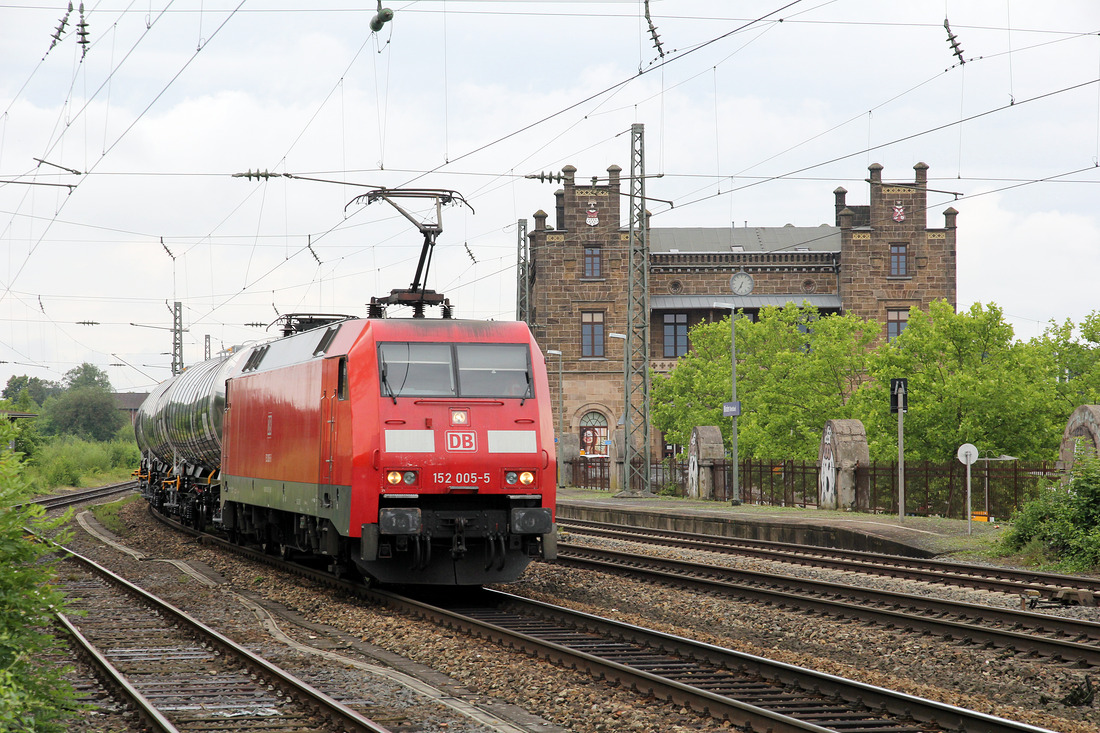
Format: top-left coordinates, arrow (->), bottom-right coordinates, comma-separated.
667,76 -> 1100,215
1,4 -> 1098,381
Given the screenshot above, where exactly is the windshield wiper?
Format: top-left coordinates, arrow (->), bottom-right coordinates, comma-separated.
380,364 -> 397,404
520,371 -> 531,405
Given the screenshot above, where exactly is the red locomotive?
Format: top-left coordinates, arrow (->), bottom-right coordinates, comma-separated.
135,314 -> 558,584
135,188 -> 557,585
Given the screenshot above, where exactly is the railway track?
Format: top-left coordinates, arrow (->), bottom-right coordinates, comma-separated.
558,518 -> 1100,603
367,587 -> 1058,733
54,541 -> 392,733
31,480 -> 139,511
554,541 -> 1100,668
146,507 -> 1055,733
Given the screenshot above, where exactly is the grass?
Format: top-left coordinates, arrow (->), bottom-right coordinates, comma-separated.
21,434 -> 140,495
89,495 -> 141,536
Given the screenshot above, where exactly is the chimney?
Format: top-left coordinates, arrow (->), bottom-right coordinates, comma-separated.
834,187 -> 848,226
838,207 -> 854,230
943,206 -> 958,229
914,161 -> 929,185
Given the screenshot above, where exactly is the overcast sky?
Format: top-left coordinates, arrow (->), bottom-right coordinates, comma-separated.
1,1 -> 1098,393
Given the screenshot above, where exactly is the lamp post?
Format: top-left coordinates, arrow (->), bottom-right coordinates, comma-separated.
712,303 -> 741,504
545,349 -> 563,438
608,332 -> 630,492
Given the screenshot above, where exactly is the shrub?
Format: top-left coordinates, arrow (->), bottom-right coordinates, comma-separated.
23,435 -> 140,492
1002,457 -> 1100,570
0,423 -> 80,731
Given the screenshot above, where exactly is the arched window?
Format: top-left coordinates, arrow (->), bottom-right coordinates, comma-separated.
579,411 -> 609,456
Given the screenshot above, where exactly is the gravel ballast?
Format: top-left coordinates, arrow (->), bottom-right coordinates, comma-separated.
66,499 -> 1100,732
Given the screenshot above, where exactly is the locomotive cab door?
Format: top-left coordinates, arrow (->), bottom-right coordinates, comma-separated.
319,356 -> 348,502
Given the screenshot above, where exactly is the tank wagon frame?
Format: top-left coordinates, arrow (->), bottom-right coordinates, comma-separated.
134,316 -> 558,585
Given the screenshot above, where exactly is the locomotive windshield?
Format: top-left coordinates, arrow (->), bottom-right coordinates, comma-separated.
378,342 -> 532,399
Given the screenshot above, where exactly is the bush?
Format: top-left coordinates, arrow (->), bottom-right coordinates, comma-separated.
1002,457 -> 1100,570
0,423 -> 80,731
22,435 -> 140,493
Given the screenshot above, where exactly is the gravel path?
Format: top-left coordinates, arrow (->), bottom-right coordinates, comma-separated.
66,499 -> 1100,732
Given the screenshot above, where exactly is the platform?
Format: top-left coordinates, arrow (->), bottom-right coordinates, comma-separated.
556,487 -> 1005,558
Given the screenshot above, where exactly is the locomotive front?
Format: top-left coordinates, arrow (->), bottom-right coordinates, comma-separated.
350,319 -> 557,584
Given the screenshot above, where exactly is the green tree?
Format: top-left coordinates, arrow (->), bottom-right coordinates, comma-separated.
2,376 -> 59,407
12,389 -> 38,413
652,304 -> 879,459
854,301 -> 1063,462
0,422 -> 79,731
40,389 -> 126,442
1030,311 -> 1100,414
651,319 -> 731,450
37,363 -> 124,443
62,363 -> 112,392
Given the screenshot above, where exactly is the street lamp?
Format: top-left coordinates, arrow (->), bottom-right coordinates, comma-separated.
608,332 -> 630,491
712,303 -> 742,504
545,349 -> 563,438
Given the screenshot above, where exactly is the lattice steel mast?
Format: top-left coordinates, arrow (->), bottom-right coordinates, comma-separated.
171,301 -> 184,376
623,123 -> 652,495
515,218 -> 530,324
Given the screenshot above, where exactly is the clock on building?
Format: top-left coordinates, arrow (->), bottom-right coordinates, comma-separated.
729,271 -> 754,296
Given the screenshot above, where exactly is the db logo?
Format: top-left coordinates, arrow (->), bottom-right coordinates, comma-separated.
446,431 -> 477,452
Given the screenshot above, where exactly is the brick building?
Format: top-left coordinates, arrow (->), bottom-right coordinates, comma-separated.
526,162 -> 957,457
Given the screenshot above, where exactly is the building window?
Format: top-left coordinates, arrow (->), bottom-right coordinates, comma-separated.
581,311 -> 604,357
663,313 -> 689,358
887,309 -> 908,341
890,243 -> 908,277
583,246 -> 602,278
579,411 -> 609,456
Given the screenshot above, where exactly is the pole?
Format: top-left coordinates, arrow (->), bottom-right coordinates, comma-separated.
557,352 -> 563,437
730,314 -> 740,504
545,350 -> 563,438
622,335 -> 632,492
607,333 -> 629,494
967,460 -> 973,535
713,303 -> 743,504
897,383 -> 905,521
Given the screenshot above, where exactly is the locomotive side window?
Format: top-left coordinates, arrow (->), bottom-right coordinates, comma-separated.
378,343 -> 457,397
456,344 -> 531,398
337,356 -> 349,400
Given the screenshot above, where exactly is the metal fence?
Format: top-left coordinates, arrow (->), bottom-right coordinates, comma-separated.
563,457 -> 1063,520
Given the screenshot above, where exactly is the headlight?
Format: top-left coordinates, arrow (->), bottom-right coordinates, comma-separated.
506,470 -> 535,486
386,471 -> 403,485
403,471 -> 417,485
